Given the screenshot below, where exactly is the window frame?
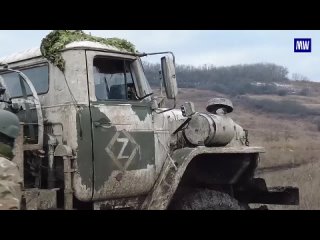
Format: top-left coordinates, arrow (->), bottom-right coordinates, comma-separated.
93,56 -> 139,102
0,63 -> 50,99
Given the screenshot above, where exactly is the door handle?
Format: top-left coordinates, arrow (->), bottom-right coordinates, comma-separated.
93,121 -> 112,128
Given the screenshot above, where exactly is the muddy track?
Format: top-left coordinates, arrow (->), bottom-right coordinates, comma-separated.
256,161 -> 314,174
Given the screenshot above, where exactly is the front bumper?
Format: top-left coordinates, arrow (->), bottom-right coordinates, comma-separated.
235,178 -> 299,205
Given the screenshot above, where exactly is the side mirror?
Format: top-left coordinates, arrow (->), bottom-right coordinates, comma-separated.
161,56 -> 178,99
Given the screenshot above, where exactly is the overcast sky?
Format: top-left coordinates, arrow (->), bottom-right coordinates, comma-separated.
0,30 -> 319,81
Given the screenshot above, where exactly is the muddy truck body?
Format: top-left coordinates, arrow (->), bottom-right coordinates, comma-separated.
0,41 -> 299,209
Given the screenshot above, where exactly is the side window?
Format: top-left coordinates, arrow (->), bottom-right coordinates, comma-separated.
0,64 -> 49,98
93,57 -> 138,101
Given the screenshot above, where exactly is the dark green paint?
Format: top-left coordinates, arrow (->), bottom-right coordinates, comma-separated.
90,106 -> 155,190
131,105 -> 149,121
76,106 -> 93,192
89,106 -> 117,189
93,129 -> 155,190
76,103 -> 155,194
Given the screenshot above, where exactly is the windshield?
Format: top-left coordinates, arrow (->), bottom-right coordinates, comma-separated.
93,56 -> 153,102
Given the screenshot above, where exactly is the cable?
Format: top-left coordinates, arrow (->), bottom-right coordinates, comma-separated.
62,72 -> 78,106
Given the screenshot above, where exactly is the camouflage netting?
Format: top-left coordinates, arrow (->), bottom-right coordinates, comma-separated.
40,30 -> 137,71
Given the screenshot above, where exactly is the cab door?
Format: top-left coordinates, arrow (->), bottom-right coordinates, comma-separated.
86,51 -> 156,200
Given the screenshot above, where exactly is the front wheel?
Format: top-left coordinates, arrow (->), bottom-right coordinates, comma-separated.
169,188 -> 247,210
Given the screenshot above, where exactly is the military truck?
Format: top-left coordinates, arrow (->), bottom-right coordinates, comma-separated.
0,33 -> 299,210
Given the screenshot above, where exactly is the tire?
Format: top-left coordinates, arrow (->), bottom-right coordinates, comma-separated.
169,188 -> 246,210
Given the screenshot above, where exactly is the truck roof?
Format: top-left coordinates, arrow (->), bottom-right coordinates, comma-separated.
0,41 -> 131,65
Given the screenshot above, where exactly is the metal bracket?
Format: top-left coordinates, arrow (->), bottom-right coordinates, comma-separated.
54,144 -> 72,157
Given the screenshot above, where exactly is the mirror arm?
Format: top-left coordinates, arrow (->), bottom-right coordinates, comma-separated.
139,51 -> 176,66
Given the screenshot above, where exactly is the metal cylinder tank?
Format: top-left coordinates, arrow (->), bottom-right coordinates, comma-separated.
183,113 -> 235,147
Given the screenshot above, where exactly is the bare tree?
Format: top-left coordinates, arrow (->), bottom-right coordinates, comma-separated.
291,73 -> 309,82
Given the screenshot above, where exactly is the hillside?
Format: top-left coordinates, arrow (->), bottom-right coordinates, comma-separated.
144,62 -> 320,97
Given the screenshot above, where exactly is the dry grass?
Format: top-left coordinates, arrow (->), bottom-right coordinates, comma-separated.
169,88 -> 320,209
247,94 -> 320,104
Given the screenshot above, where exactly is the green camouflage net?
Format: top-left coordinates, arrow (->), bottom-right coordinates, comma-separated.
40,30 -> 137,71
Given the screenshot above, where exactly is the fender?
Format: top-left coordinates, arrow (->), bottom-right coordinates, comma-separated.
141,146 -> 265,210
